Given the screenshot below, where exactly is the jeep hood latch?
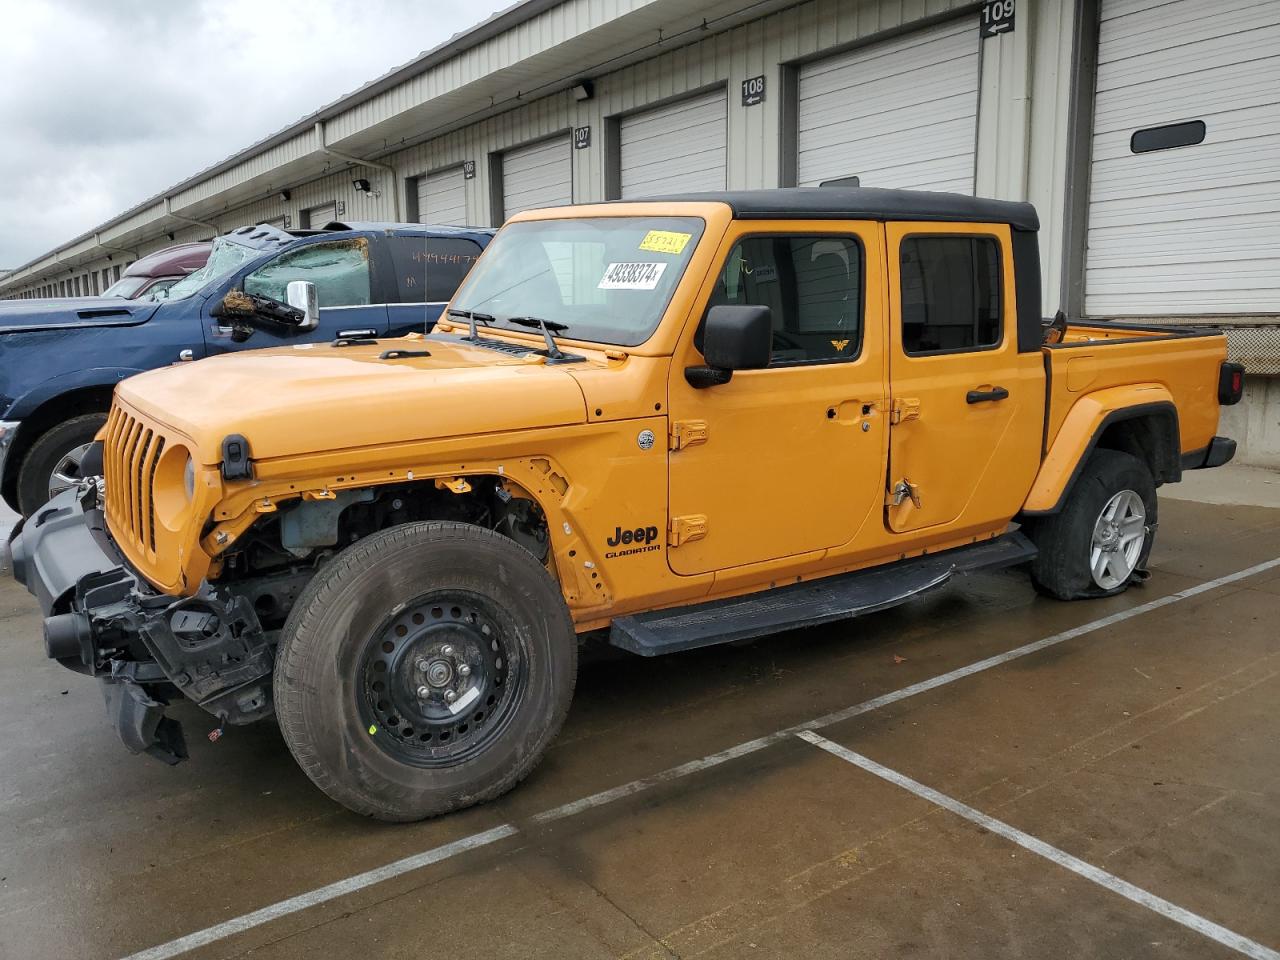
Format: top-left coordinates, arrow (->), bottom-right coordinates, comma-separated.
220,434 -> 253,481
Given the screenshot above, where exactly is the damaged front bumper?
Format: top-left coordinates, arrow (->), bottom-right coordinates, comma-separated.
8,484 -> 275,764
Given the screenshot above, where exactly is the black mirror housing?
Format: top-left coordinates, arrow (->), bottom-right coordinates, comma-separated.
703,304 -> 772,371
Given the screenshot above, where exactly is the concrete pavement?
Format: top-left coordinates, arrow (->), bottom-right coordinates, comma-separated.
0,495 -> 1277,960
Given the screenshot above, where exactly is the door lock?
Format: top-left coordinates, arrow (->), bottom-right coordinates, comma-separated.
888,479 -> 922,509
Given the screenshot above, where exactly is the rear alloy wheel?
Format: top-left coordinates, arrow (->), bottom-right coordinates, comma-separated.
275,521 -> 577,821
1025,448 -> 1157,600
16,413 -> 107,516
1088,489 -> 1147,590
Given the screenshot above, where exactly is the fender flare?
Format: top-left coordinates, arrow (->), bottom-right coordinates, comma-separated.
1021,385 -> 1179,516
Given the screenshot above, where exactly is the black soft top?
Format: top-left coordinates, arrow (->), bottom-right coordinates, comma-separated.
622,187 -> 1039,232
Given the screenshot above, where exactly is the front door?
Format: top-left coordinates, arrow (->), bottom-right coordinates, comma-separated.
885,223 -> 1042,533
205,237 -> 389,354
666,222 -> 888,576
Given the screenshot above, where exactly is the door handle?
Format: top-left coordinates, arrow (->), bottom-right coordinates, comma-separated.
966,386 -> 1009,404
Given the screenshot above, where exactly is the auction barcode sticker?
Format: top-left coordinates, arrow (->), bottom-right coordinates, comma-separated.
598,262 -> 667,290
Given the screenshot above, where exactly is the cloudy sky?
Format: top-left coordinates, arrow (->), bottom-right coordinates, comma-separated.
0,0 -> 513,269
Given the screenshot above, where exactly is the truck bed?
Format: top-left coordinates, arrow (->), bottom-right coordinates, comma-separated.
1042,320 -> 1228,463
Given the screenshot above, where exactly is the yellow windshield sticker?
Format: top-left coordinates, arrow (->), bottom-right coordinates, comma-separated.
639,230 -> 693,255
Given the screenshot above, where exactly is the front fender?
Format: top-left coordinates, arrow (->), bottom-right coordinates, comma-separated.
1021,384 -> 1176,515
6,366 -> 146,420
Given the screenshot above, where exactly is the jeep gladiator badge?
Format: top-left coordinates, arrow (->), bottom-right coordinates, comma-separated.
605,524 -> 662,558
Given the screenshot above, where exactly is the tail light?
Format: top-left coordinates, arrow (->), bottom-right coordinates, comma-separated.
1218,362 -> 1244,406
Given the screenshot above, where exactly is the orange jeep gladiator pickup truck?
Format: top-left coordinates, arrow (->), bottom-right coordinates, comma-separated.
10,188 -> 1242,820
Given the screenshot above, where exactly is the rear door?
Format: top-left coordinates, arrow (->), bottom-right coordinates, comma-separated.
381,234 -> 486,335
665,221 -> 887,576
884,223 -> 1043,533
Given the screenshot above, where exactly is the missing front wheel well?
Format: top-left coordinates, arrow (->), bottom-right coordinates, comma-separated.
216,476 -> 552,595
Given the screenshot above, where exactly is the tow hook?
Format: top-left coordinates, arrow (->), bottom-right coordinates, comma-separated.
43,611 -> 94,674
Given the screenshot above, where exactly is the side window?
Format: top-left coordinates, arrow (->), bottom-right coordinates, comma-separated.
707,235 -> 863,365
385,237 -> 484,303
900,236 -> 1001,355
244,238 -> 371,308
145,278 -> 178,301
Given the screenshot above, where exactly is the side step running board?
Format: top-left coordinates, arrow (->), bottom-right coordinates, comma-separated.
609,533 -> 1037,657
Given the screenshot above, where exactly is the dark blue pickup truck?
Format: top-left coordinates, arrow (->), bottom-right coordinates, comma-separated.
0,221 -> 492,515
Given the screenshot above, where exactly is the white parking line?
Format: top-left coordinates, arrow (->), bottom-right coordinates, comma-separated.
118,556 -> 1280,960
797,730 -> 1280,960
120,825 -> 518,960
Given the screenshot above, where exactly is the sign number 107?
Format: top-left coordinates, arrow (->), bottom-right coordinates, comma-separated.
981,0 -> 1014,37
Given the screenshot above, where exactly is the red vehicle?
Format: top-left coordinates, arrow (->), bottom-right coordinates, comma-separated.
102,241 -> 212,301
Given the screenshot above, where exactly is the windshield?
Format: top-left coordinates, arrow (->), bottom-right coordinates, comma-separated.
449,216 -> 705,347
102,275 -> 148,299
161,236 -> 260,302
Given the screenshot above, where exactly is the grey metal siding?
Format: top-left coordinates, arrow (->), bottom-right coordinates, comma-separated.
618,89 -> 728,198
796,16 -> 980,193
1085,0 -> 1280,316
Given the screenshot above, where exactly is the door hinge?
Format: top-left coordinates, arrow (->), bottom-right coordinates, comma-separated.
669,419 -> 709,451
669,514 -> 708,547
890,398 -> 921,425
886,479 -> 922,509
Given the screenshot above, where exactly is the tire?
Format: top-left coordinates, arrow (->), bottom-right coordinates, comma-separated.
1025,448 -> 1157,601
16,413 -> 107,516
274,521 -> 577,821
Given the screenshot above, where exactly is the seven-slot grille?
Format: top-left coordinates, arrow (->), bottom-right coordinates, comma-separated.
103,406 -> 166,555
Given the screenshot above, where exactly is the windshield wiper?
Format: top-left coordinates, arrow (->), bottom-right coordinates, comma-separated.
448,307 -> 495,342
506,316 -> 569,359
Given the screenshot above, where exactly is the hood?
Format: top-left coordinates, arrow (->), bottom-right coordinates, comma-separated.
0,296 -> 160,333
116,336 -> 592,462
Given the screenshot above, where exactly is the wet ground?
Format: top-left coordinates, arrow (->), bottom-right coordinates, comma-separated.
1,495 -> 1277,960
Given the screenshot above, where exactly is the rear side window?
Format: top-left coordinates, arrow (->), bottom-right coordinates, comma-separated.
707,235 -> 864,365
900,236 -> 1002,355
385,237 -> 484,303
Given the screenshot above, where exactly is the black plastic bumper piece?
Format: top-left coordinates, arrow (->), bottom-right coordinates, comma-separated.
1181,436 -> 1237,470
610,533 -> 1037,656
9,485 -> 119,615
102,679 -> 188,765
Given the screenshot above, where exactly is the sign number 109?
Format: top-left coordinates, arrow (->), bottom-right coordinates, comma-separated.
981,0 -> 1015,37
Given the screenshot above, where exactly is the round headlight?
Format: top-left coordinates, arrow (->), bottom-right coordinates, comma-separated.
183,455 -> 195,500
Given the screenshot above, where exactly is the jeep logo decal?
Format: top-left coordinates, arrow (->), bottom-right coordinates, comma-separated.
605,524 -> 662,559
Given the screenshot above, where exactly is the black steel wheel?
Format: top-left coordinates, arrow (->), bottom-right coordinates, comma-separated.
358,592 -> 524,767
275,521 -> 577,821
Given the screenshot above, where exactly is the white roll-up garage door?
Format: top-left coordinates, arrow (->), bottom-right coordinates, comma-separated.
303,202 -> 337,229
501,136 -> 572,219
1085,0 -> 1280,316
796,16 -> 979,193
618,89 -> 727,198
417,167 -> 468,226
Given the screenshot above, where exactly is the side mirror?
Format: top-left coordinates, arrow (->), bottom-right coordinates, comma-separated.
686,305 -> 772,388
286,280 -> 319,331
